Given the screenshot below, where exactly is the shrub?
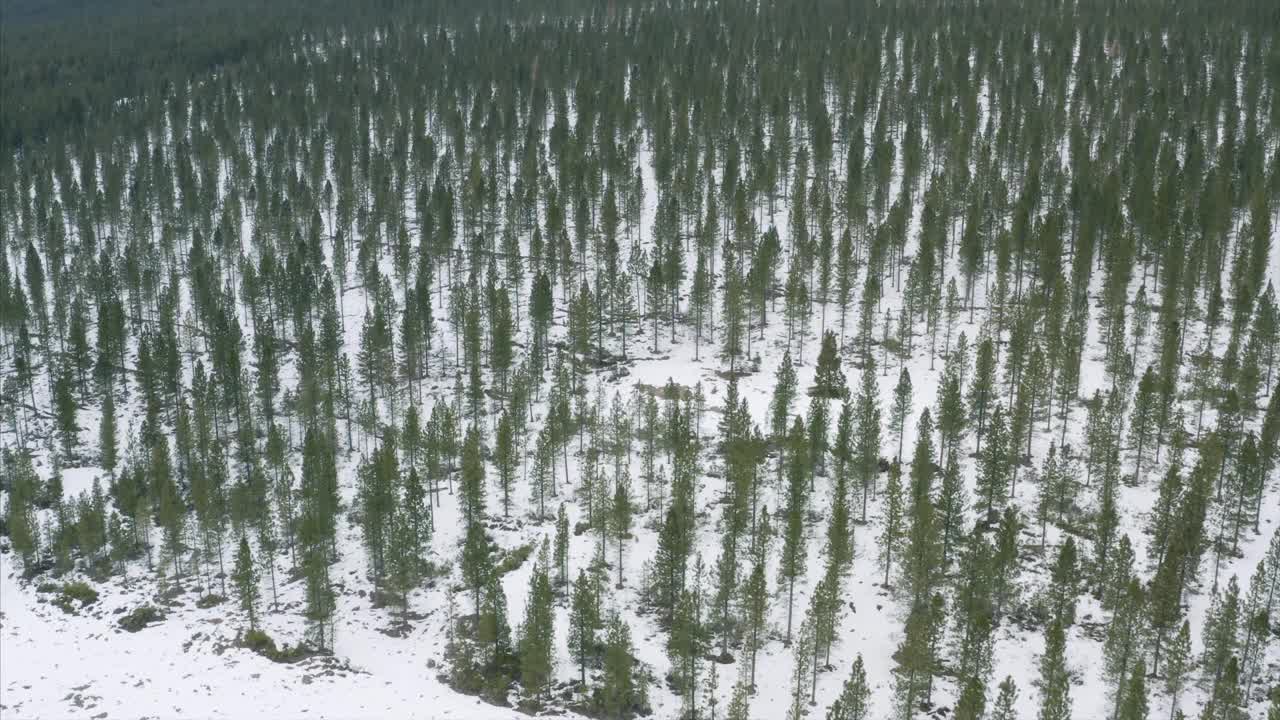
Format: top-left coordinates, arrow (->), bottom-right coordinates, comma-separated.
118,605 -> 164,632
61,581 -> 98,605
195,594 -> 226,609
241,628 -> 314,663
243,628 -> 279,656
495,543 -> 534,575
51,581 -> 99,613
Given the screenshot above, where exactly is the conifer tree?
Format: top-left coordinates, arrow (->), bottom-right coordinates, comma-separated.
495,409 -> 517,517
600,612 -> 642,719
903,410 -> 939,603
555,504 -> 570,588
1130,366 -> 1159,485
855,356 -> 883,521
1038,621 -> 1072,720
233,534 -> 259,631
1104,580 -> 1148,719
826,654 -> 870,720
771,352 -> 799,443
611,467 -> 633,588
880,461 -> 905,587
781,416 -> 809,644
741,559 -> 769,691
977,405 -> 1010,518
1164,621 -> 1193,720
990,677 -> 1020,720
726,677 -> 752,720
955,676 -> 987,720
891,367 -> 913,460
1200,576 -> 1240,691
1043,535 -> 1079,626
815,331 -> 847,398
936,368 -> 967,465
100,388 -> 117,474
787,615 -> 816,720
1116,660 -> 1148,720
970,338 -> 998,452
937,447 -> 967,567
519,545 -> 556,703
461,521 -> 492,616
569,569 -> 600,684
460,424 -> 486,529
385,508 -> 420,615
894,596 -> 940,720
669,568 -> 707,714
1203,657 -> 1241,720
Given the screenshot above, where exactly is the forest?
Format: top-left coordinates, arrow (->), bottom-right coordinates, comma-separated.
1,0 -> 1279,718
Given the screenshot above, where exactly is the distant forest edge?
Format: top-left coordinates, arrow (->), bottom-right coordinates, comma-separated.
2,0 -> 438,149
2,0 -> 1278,151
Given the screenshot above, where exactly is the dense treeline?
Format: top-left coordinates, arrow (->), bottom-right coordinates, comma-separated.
0,0 -> 563,148
2,0 -> 1280,717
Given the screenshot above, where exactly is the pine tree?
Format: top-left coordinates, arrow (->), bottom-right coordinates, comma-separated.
600,612 -> 642,719
1200,576 -> 1240,691
519,545 -> 556,702
704,654 -> 721,720
741,559 -> 769,691
299,443 -> 336,652
809,395 -> 831,481
815,331 -> 847,398
726,677 -> 752,720
1130,366 -> 1159,485
476,575 -> 511,690
233,534 -> 259,631
880,461 -> 905,587
1038,621 -> 1072,720
1116,660 -> 1148,720
855,356 -> 883,522
970,338 -> 998,452
460,424 -> 487,528
771,352 -> 799,443
532,427 -> 555,519
977,405 -> 1010,519
555,504 -> 570,588
936,368 -> 967,465
612,466 -> 633,589
954,676 -> 987,720
1203,656 -> 1242,720
1046,536 -> 1079,626
894,596 -> 939,720
100,388 -> 117,474
385,508 -> 420,616
1164,621 -> 1192,720
462,522 -> 493,616
828,409 -> 857,571
54,362 -> 78,455
1104,580 -> 1148,719
647,259 -> 664,353
495,409 -> 517,517
669,570 -> 707,714
990,676 -> 1020,720
787,615 -> 816,720
827,654 -> 870,720
569,569 -> 600,684
1240,545 -> 1277,702
781,416 -> 809,644
937,447 -> 967,567
903,410 -> 939,603
891,367 -> 913,460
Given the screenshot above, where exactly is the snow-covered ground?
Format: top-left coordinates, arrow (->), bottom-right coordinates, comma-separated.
3,36 -> 1279,720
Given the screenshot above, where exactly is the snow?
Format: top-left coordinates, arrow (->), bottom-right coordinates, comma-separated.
2,34 -> 1279,720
